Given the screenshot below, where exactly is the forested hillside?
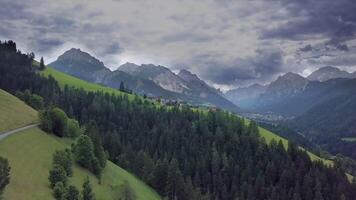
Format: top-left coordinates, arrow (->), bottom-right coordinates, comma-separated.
1,40 -> 356,199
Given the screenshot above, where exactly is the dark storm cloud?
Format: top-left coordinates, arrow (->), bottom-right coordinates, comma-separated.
0,0 -> 30,20
299,44 -> 312,52
102,42 -> 123,55
262,0 -> 356,43
196,49 -> 283,85
161,32 -> 214,43
31,38 -> 65,53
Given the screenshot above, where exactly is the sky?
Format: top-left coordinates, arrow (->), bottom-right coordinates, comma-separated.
1,0 -> 356,90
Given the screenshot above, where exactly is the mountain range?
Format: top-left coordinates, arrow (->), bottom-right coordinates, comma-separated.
226,66 -> 356,116
226,66 -> 356,155
49,48 -> 240,112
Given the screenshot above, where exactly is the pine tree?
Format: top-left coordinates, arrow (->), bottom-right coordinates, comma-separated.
120,181 -> 136,200
53,182 -> 66,200
85,121 -> 106,168
0,157 -> 10,198
64,185 -> 80,200
52,149 -> 73,176
82,177 -> 95,200
48,165 -> 67,188
39,56 -> 45,70
119,81 -> 125,92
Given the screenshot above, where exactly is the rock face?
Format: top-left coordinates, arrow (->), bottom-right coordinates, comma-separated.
50,48 -> 110,82
49,49 -> 241,112
266,72 -> 309,97
119,63 -> 190,94
307,66 -> 353,82
225,84 -> 266,108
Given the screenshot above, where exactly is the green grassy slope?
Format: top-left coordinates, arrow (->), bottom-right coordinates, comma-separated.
258,126 -> 334,165
0,89 -> 38,132
41,66 -> 136,101
0,127 -> 161,200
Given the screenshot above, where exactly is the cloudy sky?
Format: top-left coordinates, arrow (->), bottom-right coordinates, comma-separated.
1,0 -> 356,90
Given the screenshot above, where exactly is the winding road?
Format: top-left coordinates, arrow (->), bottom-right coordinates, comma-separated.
0,124 -> 39,141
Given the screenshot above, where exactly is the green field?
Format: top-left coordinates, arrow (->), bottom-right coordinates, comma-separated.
41,67 -> 135,99
0,127 -> 161,200
258,126 -> 334,166
0,89 -> 38,132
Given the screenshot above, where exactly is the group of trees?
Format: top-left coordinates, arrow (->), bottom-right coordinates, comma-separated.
16,89 -> 44,110
72,135 -> 105,178
1,40 -> 356,199
39,107 -> 106,178
49,149 -> 95,200
0,157 -> 10,199
40,107 -> 82,138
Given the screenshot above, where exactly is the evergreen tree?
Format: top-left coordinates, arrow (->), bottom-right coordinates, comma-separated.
119,81 -> 125,92
39,56 -> 45,70
82,177 -> 95,200
85,121 -> 106,168
53,182 -> 66,200
120,181 -> 136,200
0,157 -> 10,199
66,118 -> 82,138
73,135 -> 95,170
53,149 -> 73,176
64,185 -> 80,200
48,165 -> 67,188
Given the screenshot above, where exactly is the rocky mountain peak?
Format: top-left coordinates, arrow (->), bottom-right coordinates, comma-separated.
267,72 -> 309,96
55,48 -> 106,70
178,69 -> 201,83
307,66 -> 352,82
117,62 -> 140,73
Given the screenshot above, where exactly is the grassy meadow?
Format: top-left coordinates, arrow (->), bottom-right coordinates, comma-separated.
0,89 -> 38,132
0,127 -> 161,200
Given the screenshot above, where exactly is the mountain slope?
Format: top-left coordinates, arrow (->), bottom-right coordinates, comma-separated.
0,89 -> 38,132
293,78 -> 356,138
50,48 -> 110,83
225,83 -> 266,108
307,66 -> 353,82
119,63 -> 190,94
0,127 -> 161,200
177,69 -> 241,112
0,88 -> 160,200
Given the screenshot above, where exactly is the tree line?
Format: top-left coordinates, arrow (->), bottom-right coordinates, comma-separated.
1,40 -> 356,199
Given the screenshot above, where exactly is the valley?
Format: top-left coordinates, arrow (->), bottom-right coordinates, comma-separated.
1,41 -> 355,199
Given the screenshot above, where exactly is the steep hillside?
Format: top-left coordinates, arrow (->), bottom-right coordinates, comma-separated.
293,78 -> 356,138
0,89 -> 38,132
49,48 -> 110,83
0,87 -> 160,200
41,66 -> 135,101
225,83 -> 266,109
43,61 -> 335,168
0,127 -> 161,200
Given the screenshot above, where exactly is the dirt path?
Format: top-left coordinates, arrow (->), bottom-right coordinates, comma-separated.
0,124 -> 39,141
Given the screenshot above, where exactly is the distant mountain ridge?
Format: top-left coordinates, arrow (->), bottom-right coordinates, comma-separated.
307,66 -> 354,82
226,66 -> 356,154
226,66 -> 356,115
49,48 -> 240,112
